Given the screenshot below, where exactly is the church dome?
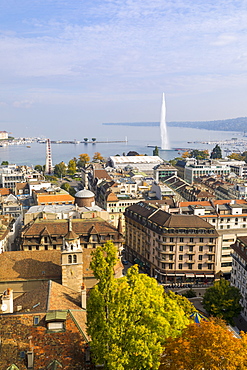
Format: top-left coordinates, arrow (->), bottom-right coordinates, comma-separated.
75,189 -> 95,199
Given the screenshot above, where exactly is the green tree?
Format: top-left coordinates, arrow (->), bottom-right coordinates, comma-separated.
61,182 -> 76,197
203,279 -> 242,324
67,159 -> 77,175
153,146 -> 159,156
1,161 -> 9,165
34,164 -> 43,172
87,242 -> 189,370
210,144 -> 222,159
190,149 -> 209,160
53,162 -> 66,178
165,291 -> 196,317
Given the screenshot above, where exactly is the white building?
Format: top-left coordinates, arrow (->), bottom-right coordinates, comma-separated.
108,156 -> 163,174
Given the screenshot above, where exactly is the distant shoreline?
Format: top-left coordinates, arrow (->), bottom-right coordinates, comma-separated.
102,117 -> 247,132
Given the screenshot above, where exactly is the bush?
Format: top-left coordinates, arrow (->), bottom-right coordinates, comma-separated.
182,289 -> 197,298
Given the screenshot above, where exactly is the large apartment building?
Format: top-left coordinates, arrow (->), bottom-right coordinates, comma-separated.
180,199 -> 247,277
231,236 -> 247,320
124,202 -> 219,285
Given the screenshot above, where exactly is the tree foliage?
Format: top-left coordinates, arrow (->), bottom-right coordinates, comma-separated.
34,164 -> 43,172
203,279 -> 242,324
165,291 -> 196,317
190,149 -> 209,160
53,162 -> 66,178
87,242 -> 189,370
93,152 -> 103,162
153,146 -> 159,156
77,153 -> 90,168
67,159 -> 77,175
228,152 -> 243,161
210,144 -> 222,159
160,318 -> 247,370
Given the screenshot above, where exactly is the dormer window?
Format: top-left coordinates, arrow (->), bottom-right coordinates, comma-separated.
46,311 -> 67,332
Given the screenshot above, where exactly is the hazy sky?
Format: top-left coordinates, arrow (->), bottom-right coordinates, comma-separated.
0,0 -> 247,139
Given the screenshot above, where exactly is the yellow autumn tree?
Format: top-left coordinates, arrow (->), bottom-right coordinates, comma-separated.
78,153 -> 90,168
93,152 -> 103,161
160,318 -> 247,370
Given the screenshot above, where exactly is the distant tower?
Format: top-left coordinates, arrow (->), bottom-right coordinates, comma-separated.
45,139 -> 53,174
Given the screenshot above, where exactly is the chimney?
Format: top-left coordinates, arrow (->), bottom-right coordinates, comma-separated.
1,288 -> 13,313
27,336 -> 34,369
81,283 -> 87,310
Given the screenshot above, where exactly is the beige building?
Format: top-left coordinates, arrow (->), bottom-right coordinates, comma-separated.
180,199 -> 247,278
124,202 -> 219,285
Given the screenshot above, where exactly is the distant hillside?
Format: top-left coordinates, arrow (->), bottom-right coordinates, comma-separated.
103,117 -> 247,132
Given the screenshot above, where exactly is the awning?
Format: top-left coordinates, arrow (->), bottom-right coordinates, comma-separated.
186,273 -> 195,278
196,274 -> 205,277
166,274 -> 176,276
175,274 -> 185,277
205,275 -> 214,278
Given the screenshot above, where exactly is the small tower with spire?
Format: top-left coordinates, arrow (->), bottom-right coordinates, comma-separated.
61,219 -> 83,292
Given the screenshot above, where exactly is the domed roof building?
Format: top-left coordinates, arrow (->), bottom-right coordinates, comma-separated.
74,189 -> 95,207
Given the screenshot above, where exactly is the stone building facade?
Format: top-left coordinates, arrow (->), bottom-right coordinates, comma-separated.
124,202 -> 219,284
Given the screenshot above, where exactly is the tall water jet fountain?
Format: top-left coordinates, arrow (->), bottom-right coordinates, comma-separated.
160,93 -> 170,150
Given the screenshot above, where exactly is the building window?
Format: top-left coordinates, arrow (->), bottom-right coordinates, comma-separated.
209,246 -> 213,252
169,255 -> 173,261
168,263 -> 173,269
179,245 -> 183,251
33,316 -> 40,325
188,255 -> 193,261
209,238 -> 214,243
199,238 -> 203,243
198,264 -> 202,270
179,255 -> 183,261
178,263 -> 182,269
227,225 -> 230,229
190,238 -> 194,243
68,255 -> 72,264
170,246 -> 173,251
199,246 -> 203,252
208,263 -> 212,270
188,263 -> 193,269
189,246 -> 193,252
199,255 -> 202,261
170,237 -> 174,242
73,255 -> 77,263
180,237 -> 184,242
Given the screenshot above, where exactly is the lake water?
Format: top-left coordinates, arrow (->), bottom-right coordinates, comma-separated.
0,125 -> 244,166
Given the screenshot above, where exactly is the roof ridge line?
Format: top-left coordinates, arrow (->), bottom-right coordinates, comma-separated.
46,280 -> 52,311
68,309 -> 89,342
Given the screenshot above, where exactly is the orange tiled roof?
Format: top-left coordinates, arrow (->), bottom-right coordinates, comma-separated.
180,201 -> 212,207
36,194 -> 74,204
0,188 -> 11,196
